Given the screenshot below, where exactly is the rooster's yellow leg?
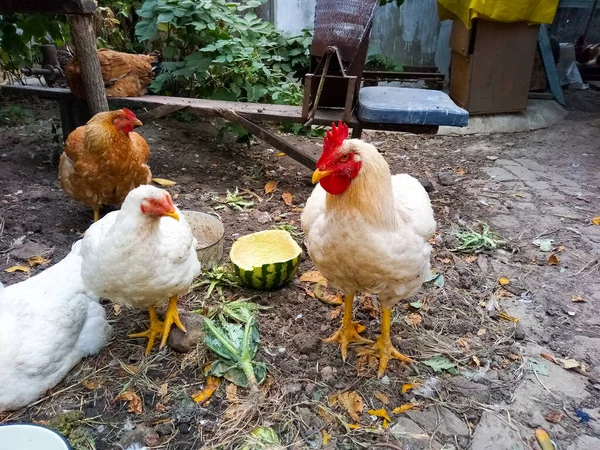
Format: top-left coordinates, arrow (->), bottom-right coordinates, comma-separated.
129,306 -> 164,355
357,306 -> 414,378
159,295 -> 186,350
92,206 -> 100,222
323,292 -> 372,361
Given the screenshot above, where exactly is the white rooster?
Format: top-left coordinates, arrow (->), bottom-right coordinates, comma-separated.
301,122 -> 436,377
80,185 -> 201,355
0,240 -> 111,411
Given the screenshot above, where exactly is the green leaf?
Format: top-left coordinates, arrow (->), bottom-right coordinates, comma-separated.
157,11 -> 175,23
422,355 -> 458,375
410,302 -> 423,309
135,20 -> 158,41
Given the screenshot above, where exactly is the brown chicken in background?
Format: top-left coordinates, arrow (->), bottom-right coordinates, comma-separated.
64,48 -> 159,98
59,108 -> 152,221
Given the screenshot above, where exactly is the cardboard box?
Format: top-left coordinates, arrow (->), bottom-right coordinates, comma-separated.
449,19 -> 539,115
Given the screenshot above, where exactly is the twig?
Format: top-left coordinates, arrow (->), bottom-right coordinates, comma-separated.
566,258 -> 600,278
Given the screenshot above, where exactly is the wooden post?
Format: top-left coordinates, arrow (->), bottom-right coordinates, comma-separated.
67,14 -> 108,115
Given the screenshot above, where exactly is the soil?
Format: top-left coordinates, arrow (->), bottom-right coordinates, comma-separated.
1,89 -> 599,450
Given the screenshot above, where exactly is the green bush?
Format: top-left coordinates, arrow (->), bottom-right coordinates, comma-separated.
134,0 -> 311,104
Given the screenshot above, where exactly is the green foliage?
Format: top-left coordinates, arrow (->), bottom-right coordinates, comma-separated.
0,14 -> 68,81
366,54 -> 404,72
451,223 -> 502,253
0,105 -> 33,126
134,0 -> 311,103
95,1 -> 144,52
280,122 -> 326,138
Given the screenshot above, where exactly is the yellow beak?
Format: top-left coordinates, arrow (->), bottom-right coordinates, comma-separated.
133,119 -> 143,128
163,210 -> 180,221
312,168 -> 332,184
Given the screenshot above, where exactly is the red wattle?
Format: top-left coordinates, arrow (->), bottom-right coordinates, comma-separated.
320,174 -> 351,195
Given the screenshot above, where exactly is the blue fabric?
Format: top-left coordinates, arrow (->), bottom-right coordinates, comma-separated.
357,86 -> 469,127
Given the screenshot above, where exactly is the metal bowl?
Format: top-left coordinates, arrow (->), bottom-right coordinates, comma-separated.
182,210 -> 225,268
0,424 -> 71,450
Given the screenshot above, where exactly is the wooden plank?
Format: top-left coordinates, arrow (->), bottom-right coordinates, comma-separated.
67,14 -> 109,114
136,104 -> 188,124
362,71 -> 445,81
0,84 -> 439,134
528,92 -> 554,100
538,25 -> 565,106
0,0 -> 96,14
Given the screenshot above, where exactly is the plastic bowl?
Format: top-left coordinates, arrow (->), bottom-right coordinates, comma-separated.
0,424 -> 71,450
182,210 -> 225,268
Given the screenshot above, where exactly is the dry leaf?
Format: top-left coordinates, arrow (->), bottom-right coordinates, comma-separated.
368,408 -> 392,424
454,167 -> 465,176
264,180 -> 278,194
82,379 -> 101,390
300,270 -> 326,283
472,355 -> 481,367
115,390 -> 143,415
496,311 -> 520,323
592,216 -> 600,226
155,402 -> 168,412
393,403 -> 416,414
477,328 -> 487,336
356,355 -> 378,377
401,383 -> 420,394
275,152 -> 286,157
439,257 -> 452,264
113,304 -> 122,316
314,283 -> 342,306
544,411 -> 564,424
405,313 -> 422,327
498,276 -> 510,286
360,295 -> 380,319
282,191 -> 293,206
152,177 -> 176,186
456,338 -> 470,352
348,424 -> 360,430
463,254 -> 478,263
572,295 -> 586,303
322,430 -> 331,445
225,383 -> 239,403
27,255 -> 50,267
336,391 -> 364,423
5,265 -> 30,273
158,383 -> 168,398
328,307 -> 342,320
548,254 -> 560,266
374,391 -> 390,405
192,376 -> 220,404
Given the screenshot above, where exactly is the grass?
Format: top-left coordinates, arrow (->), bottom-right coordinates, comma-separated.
0,105 -> 33,127
451,223 -> 502,253
214,188 -> 255,211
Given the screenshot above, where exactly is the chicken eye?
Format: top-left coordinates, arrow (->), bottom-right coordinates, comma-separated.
339,154 -> 350,162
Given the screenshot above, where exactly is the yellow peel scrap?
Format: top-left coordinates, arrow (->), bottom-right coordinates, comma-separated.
393,403 -> 416,414
5,265 -> 30,273
368,408 -> 391,424
498,276 -> 510,286
322,430 -> 331,444
401,383 -> 420,394
535,429 -> 554,450
192,376 -> 220,404
152,178 -> 176,186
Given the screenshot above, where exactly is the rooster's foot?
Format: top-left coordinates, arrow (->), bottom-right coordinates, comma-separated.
357,335 -> 414,378
323,321 -> 372,361
129,305 -> 164,355
160,295 -> 186,350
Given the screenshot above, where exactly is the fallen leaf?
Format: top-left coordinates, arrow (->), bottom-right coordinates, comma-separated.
368,408 -> 391,424
225,383 -> 238,403
454,167 -> 465,176
540,352 -> 556,363
300,270 -> 326,283
192,376 -> 221,404
82,379 -> 101,390
328,306 -> 342,320
548,254 -> 560,266
5,265 -> 30,273
361,295 -> 380,318
393,403 -> 416,414
477,328 -> 487,336
472,355 -> 481,367
439,257 -> 452,264
264,181 -> 278,194
27,255 -> 50,267
314,283 -> 342,306
572,295 -> 586,303
544,411 -> 564,424
322,430 -> 331,445
535,429 -> 554,450
405,313 -> 422,327
282,191 -> 293,206
498,277 -> 510,286
374,391 -> 390,405
155,402 -> 168,412
115,390 -> 143,415
275,152 -> 286,157
422,355 -> 458,375
401,383 -> 420,394
356,355 -> 378,377
409,301 -> 423,309
158,383 -> 168,398
496,311 -> 520,323
347,423 -> 360,430
456,338 -> 470,352
592,216 -> 600,226
533,239 -> 553,252
113,304 -> 122,316
463,254 -> 478,263
152,177 -> 176,186
335,391 -> 364,423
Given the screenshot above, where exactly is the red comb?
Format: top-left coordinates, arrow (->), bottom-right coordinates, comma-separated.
322,120 -> 348,156
122,108 -> 136,120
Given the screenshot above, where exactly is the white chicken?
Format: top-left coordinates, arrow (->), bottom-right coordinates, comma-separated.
301,121 -> 436,377
80,185 -> 201,355
0,240 -> 111,411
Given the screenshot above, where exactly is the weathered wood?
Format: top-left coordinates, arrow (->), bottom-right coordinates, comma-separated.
67,14 -> 109,115
0,0 -> 96,14
136,104 -> 188,124
215,108 -> 318,170
1,85 -> 439,134
58,97 -> 90,140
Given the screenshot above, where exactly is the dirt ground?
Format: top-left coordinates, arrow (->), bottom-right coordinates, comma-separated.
1,89 -> 600,450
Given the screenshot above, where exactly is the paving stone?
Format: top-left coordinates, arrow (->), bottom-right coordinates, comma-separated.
566,435 -> 600,450
502,164 -> 538,182
482,167 -> 517,182
445,377 -> 491,403
495,159 -> 520,167
514,158 -> 547,172
489,214 -> 521,231
470,411 -> 525,450
406,406 -> 470,438
389,417 -> 445,450
524,180 -> 552,190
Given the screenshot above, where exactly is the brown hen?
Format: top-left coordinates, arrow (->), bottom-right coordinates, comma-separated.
65,49 -> 158,99
59,108 -> 152,221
